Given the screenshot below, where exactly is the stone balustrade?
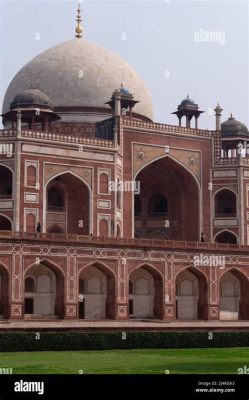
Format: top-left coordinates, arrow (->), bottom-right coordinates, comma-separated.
0,230 -> 247,253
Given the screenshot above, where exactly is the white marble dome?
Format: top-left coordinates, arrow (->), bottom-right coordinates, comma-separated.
3,38 -> 154,121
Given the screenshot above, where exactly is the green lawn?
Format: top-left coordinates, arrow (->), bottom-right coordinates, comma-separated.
0,348 -> 248,374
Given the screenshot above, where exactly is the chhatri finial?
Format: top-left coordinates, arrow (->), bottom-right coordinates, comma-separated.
214,102 -> 223,113
75,3 -> 83,39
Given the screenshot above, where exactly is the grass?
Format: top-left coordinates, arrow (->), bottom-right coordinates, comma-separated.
0,347 -> 248,374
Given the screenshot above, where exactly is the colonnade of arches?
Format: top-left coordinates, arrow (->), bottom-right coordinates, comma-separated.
0,261 -> 249,321
0,163 -> 241,245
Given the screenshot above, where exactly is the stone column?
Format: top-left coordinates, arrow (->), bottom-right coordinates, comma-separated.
9,251 -> 24,319
207,264 -> 219,320
214,103 -> 223,131
16,110 -> 22,137
116,257 -> 128,319
114,91 -> 121,117
65,255 -> 78,319
164,260 -> 175,321
14,110 -> 22,232
186,116 -> 190,128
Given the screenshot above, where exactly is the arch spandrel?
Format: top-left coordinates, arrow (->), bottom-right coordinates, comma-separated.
133,143 -> 201,183
44,164 -> 92,188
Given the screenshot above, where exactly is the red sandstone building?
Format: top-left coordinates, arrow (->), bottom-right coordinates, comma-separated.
0,7 -> 249,323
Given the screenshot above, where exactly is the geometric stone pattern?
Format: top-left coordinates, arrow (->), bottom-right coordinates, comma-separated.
1,241 -> 249,320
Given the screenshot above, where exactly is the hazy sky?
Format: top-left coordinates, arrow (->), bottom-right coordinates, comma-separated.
0,0 -> 248,130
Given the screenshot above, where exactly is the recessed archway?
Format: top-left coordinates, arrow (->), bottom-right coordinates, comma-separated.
45,172 -> 90,235
215,230 -> 238,244
0,264 -> 9,319
175,267 -> 208,320
78,262 -> 116,320
214,189 -> 237,218
129,264 -> 163,319
47,224 -> 65,234
25,213 -> 36,233
0,214 -> 12,231
219,269 -> 249,320
134,156 -> 199,240
24,260 -> 64,318
0,165 -> 12,199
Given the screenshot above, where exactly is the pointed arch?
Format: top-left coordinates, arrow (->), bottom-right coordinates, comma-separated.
129,263 -> 164,319
26,164 -> 37,187
24,258 -> 65,318
46,170 -> 91,191
0,165 -> 13,198
0,163 -> 14,174
214,230 -> 238,244
0,214 -> 12,231
0,261 -> 10,275
175,266 -> 208,320
214,188 -> 237,218
219,267 -> 249,282
99,172 -> 109,194
133,155 -> 200,240
219,268 -> 249,320
78,261 -> 116,319
44,171 -> 92,235
175,265 -> 208,282
78,260 -> 116,278
129,262 -> 164,281
213,186 -> 237,197
134,154 -> 200,188
25,257 -> 65,278
0,262 -> 9,319
0,213 -> 12,224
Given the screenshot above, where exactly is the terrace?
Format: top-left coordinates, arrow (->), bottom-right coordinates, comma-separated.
0,230 -> 248,254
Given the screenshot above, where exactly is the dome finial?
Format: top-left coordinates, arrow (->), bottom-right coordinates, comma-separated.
75,3 -> 83,39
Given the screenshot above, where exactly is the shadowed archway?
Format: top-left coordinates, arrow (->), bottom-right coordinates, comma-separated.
46,172 -> 90,235
129,264 -> 163,319
176,267 -> 208,320
24,260 -> 64,318
0,264 -> 9,319
78,262 -> 116,320
0,215 -> 12,231
215,230 -> 238,244
134,156 -> 199,240
219,269 -> 249,320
